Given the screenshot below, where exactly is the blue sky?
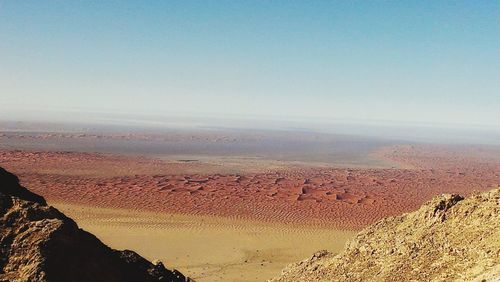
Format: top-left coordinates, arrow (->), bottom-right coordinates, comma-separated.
0,1 -> 499,127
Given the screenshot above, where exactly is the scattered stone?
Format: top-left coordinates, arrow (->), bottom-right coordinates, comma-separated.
272,188 -> 500,281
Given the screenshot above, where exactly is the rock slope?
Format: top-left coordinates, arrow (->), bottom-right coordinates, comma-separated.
273,187 -> 500,281
0,167 -> 190,282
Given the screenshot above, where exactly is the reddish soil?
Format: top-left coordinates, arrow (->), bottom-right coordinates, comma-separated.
1,146 -> 498,229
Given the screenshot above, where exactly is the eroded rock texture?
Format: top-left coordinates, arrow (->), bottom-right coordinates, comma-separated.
0,167 -> 190,282
273,187 -> 500,281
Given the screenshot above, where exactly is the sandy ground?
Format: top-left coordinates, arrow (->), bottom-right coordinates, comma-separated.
1,131 -> 499,281
1,144 -> 498,229
53,203 -> 355,281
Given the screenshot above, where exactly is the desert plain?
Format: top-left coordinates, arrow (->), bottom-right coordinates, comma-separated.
1,123 -> 499,281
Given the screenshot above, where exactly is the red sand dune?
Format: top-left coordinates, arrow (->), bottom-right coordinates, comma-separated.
1,146 -> 498,229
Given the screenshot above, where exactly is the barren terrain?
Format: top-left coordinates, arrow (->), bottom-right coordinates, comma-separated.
55,204 -> 354,281
273,188 -> 500,281
1,145 -> 498,229
0,128 -> 499,280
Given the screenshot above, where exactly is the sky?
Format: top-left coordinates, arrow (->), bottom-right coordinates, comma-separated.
0,1 -> 499,127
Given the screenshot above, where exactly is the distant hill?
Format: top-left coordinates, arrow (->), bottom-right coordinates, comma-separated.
272,187 -> 499,281
0,167 -> 190,282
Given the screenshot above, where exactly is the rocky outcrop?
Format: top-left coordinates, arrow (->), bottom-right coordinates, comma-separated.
273,187 -> 500,281
0,167 -> 190,282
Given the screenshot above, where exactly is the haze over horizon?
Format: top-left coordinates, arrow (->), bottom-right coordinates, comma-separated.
1,1 -> 499,127
1,3 -> 500,281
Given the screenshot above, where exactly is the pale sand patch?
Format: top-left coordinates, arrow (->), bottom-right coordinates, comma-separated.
52,202 -> 355,282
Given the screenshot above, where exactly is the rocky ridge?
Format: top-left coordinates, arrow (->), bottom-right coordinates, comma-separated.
0,167 -> 190,282
273,187 -> 500,281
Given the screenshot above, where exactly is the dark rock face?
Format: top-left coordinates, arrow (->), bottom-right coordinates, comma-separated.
0,167 -> 190,282
0,167 -> 46,205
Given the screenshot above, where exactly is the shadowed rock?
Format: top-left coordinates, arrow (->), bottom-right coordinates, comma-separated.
0,166 -> 191,282
0,167 -> 46,204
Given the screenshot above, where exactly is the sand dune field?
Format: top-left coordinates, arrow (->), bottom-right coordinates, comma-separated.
54,203 -> 354,281
1,130 -> 499,280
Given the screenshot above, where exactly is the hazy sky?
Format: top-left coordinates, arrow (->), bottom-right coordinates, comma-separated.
0,1 -> 499,127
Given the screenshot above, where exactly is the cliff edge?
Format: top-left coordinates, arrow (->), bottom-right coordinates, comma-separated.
0,167 -> 191,282
273,187 -> 499,281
